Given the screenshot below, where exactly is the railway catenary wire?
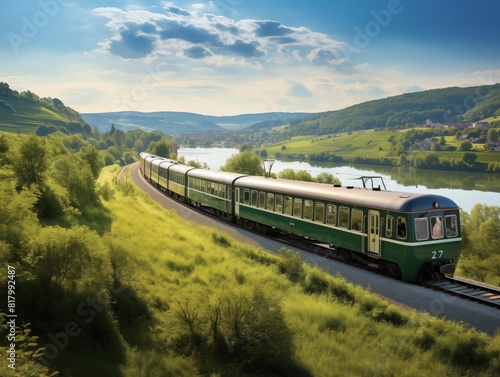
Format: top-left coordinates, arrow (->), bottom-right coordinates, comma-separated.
135,158 -> 500,311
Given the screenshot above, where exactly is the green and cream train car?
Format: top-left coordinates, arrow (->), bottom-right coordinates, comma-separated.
232,176 -> 461,281
139,152 -> 461,281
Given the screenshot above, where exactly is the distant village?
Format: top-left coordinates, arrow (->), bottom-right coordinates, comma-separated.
415,118 -> 500,151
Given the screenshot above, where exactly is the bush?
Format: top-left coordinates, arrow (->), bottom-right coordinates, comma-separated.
277,248 -> 305,282
303,269 -> 330,294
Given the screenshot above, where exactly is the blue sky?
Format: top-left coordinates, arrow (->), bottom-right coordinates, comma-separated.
1,0 -> 499,115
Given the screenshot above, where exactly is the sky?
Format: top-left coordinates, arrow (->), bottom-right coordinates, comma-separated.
1,0 -> 499,116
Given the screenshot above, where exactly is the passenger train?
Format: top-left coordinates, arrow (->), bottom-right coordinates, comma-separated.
139,152 -> 462,282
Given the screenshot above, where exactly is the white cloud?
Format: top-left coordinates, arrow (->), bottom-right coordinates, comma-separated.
92,4 -> 350,71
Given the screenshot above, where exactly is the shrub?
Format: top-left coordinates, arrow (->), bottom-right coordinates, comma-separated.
277,248 -> 305,282
303,268 -> 330,294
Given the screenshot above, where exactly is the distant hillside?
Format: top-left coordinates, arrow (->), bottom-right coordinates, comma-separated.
0,82 -> 90,135
284,84 -> 500,136
82,111 -> 312,134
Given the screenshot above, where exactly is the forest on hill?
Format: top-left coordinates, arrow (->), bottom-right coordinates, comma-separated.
0,82 -> 91,136
284,84 -> 500,136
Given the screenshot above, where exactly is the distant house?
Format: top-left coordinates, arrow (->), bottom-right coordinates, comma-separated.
472,122 -> 489,129
450,122 -> 471,130
410,138 -> 433,150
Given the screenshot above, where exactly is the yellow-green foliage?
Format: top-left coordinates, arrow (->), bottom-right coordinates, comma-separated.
91,165 -> 500,377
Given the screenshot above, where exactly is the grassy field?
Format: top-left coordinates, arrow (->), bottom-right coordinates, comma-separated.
70,165 -> 500,376
0,97 -> 71,133
263,129 -> 500,164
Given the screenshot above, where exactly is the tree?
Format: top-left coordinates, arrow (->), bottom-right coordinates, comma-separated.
460,205 -> 500,284
277,168 -> 296,180
149,139 -> 170,158
424,154 -> 440,169
12,134 -> 47,189
0,179 -> 38,251
314,172 -> 341,185
218,285 -> 296,372
295,170 -> 313,181
398,154 -> 409,167
462,152 -> 478,166
487,128 -> 499,143
49,155 -> 98,209
220,151 -> 264,175
23,226 -> 109,290
78,145 -> 103,179
458,140 -> 473,151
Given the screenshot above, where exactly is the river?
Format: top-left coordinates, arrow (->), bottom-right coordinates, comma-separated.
178,147 -> 500,214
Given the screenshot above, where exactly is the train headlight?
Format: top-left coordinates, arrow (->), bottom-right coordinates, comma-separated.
433,201 -> 440,209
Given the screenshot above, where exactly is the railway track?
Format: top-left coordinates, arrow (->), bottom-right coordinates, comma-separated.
422,277 -> 500,309
272,233 -> 500,310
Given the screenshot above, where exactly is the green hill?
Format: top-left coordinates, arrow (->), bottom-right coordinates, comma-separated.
284,84 -> 500,136
0,82 -> 91,135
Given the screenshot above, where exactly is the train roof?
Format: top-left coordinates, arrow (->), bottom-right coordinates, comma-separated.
234,175 -> 459,213
168,164 -> 196,174
188,168 -> 246,185
151,158 -> 177,167
143,154 -> 163,162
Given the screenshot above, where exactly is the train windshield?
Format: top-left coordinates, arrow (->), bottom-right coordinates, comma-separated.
414,213 -> 459,241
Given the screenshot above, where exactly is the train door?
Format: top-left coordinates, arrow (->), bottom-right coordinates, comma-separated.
368,210 -> 381,255
235,188 -> 240,216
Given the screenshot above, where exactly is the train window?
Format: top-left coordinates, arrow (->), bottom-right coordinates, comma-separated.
243,189 -> 250,205
284,196 -> 293,215
221,185 -> 226,199
431,216 -> 444,239
267,193 -> 274,211
351,209 -> 363,231
259,191 -> 266,208
397,217 -> 407,239
275,195 -> 283,213
339,207 -> 349,228
251,190 -> 258,207
326,204 -> 336,225
415,218 -> 429,241
304,200 -> 313,220
315,202 -> 325,223
386,216 -> 394,237
294,199 -> 303,218
445,215 -> 458,237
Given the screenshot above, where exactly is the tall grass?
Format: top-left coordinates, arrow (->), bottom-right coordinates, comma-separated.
74,165 -> 500,376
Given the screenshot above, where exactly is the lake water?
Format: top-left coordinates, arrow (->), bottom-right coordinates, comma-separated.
178,147 -> 500,214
